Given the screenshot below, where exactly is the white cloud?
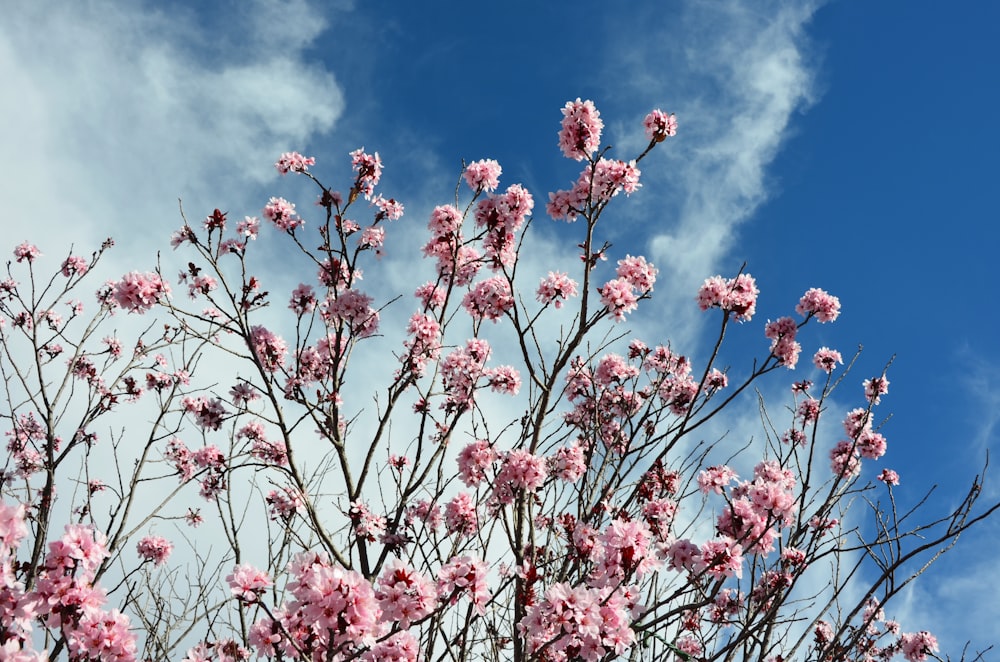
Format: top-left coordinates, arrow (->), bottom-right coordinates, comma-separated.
0,0 -> 344,264
599,0 -> 822,350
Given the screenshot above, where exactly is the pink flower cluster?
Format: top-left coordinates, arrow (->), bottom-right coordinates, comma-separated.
350,147 -> 383,200
813,346 -> 843,373
444,492 -> 480,537
520,583 -> 639,660
321,289 -> 380,338
436,555 -> 489,615
274,151 -> 316,175
136,535 -> 173,566
375,560 -> 436,627
400,312 -> 442,377
599,257 -> 656,321
112,271 -> 171,313
463,275 -> 513,322
547,158 -> 641,221
558,98 -> 604,161
536,271 -> 578,309
13,242 -> 41,263
439,338 -> 493,412
248,551 -> 382,658
263,196 -> 303,231
492,449 -> 549,506
463,158 -> 502,192
0,510 -> 138,661
644,109 -> 678,141
764,316 -> 801,368
227,563 -> 272,602
457,439 -> 496,487
697,273 -> 759,321
474,183 -> 533,269
796,287 -> 841,322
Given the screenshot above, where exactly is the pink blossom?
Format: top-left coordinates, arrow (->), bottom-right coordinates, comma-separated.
288,283 -> 316,315
464,158 -> 502,192
112,271 -> 171,313
262,196 -> 303,231
830,440 -> 861,478
437,555 -> 489,615
0,500 -> 28,555
236,215 -> 260,240
361,631 -> 420,662
857,429 -> 887,460
536,271 -> 578,308
266,487 -> 304,521
843,407 -> 871,439
698,465 -> 738,494
796,287 -> 841,322
616,254 -> 657,292
227,563 -> 272,602
13,242 -> 41,263
322,289 -> 380,338
136,535 -> 172,566
697,273 -> 759,321
813,347 -> 843,373
440,338 -> 491,411
559,98 -> 604,160
463,275 -> 514,322
552,441 -> 587,482
350,147 -> 383,199
521,583 -> 638,659
877,468 -> 900,485
373,194 -> 404,220
275,151 -> 315,174
67,609 -> 137,662
765,317 -> 801,368
249,325 -> 288,372
61,255 -> 89,277
358,226 -> 385,250
182,397 -> 227,431
348,500 -> 386,542
375,560 -> 437,629
414,282 -> 446,309
493,449 -> 549,504
644,108 -> 678,140
864,375 -> 890,404
444,492 -> 480,537
900,631 -> 939,662
457,439 -> 496,486
590,158 -> 642,200
698,537 -> 744,579
484,364 -> 521,395
600,278 -> 639,321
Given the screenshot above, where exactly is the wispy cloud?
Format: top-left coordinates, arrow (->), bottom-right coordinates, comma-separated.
0,0 -> 344,263
596,0 -> 823,349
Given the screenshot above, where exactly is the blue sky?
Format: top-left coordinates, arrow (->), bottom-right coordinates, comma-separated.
2,0 -> 998,656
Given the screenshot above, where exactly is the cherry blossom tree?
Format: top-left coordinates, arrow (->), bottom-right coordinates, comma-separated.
1,99 -> 997,662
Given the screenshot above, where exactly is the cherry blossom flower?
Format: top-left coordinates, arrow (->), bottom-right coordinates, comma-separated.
644,108 -> 678,140
559,98 -> 604,160
227,564 -> 272,602
463,158 -> 502,192
796,287 -> 841,322
262,197 -> 303,231
878,468 -> 901,485
813,347 -> 843,373
112,271 -> 171,313
13,242 -> 41,263
274,151 -> 315,175
536,271 -> 578,308
136,535 -> 173,566
864,375 -> 890,404
900,631 -> 939,662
